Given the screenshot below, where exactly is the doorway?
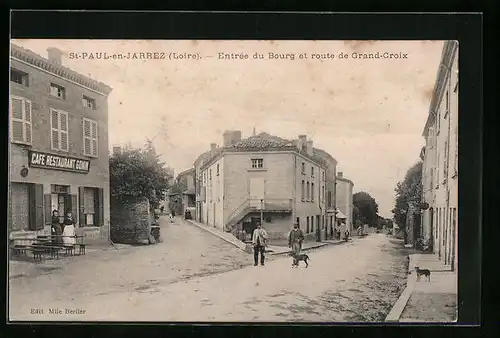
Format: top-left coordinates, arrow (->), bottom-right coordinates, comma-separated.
51,185 -> 71,223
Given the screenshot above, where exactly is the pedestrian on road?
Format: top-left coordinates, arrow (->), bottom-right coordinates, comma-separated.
288,222 -> 304,266
62,212 -> 76,246
51,210 -> 63,245
252,222 -> 268,266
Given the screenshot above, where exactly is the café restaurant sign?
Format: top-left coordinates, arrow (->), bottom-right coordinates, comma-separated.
28,150 -> 90,173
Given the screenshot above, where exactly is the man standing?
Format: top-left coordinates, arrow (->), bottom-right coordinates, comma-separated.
288,222 -> 305,266
252,222 -> 268,266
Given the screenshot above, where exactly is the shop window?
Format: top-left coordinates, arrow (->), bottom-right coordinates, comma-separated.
10,183 -> 44,232
79,187 -> 104,226
10,96 -> 32,145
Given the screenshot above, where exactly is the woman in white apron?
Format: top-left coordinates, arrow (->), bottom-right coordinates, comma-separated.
62,212 -> 76,246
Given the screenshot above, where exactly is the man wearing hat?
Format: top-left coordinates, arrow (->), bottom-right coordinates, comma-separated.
288,221 -> 305,262
252,221 -> 268,266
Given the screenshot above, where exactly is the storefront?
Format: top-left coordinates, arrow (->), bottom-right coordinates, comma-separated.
9,149 -> 107,241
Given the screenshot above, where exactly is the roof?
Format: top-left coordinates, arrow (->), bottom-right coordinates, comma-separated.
176,168 -> 195,180
200,132 -> 334,170
10,43 -> 112,96
336,176 -> 354,186
228,132 -> 296,149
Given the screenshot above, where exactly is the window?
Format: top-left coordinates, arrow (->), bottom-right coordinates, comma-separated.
50,83 -> 66,99
216,163 -> 220,176
83,117 -> 98,156
444,90 -> 449,118
301,180 -> 305,201
301,162 -> 305,174
203,173 -> 206,185
443,141 -> 448,183
322,171 -> 325,181
50,109 -> 69,152
306,217 -> 310,233
311,166 -> 315,177
10,96 -> 32,145
296,217 -> 300,228
453,126 -> 458,176
251,158 -> 264,169
327,191 -> 332,208
311,183 -> 315,202
11,69 -> 29,86
311,216 -> 314,233
209,169 -> 212,180
436,152 -> 440,188
82,96 -> 96,109
322,186 -> 325,202
306,182 -> 310,200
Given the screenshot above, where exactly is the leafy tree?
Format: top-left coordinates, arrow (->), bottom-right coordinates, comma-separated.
109,140 -> 173,210
352,191 -> 379,227
392,161 -> 423,239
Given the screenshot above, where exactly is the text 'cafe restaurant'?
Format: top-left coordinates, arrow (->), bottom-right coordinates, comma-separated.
9,149 -> 109,243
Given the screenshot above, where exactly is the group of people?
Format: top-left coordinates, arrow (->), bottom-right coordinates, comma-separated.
251,221 -> 305,267
51,210 -> 76,246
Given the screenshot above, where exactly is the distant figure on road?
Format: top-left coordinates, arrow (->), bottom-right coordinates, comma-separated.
160,206 -> 164,214
288,222 -> 305,266
252,222 -> 268,266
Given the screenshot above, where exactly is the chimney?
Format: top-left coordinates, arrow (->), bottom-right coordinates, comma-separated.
338,172 -> 343,178
210,143 -> 217,154
223,130 -> 242,147
47,47 -> 63,65
306,140 -> 313,156
112,146 -> 122,155
297,134 -> 307,151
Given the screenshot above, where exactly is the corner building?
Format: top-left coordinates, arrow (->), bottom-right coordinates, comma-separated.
197,131 -> 338,242
9,44 -> 112,243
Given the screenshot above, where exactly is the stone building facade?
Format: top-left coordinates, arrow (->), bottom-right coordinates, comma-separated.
421,41 -> 458,271
9,43 -> 112,243
194,131 -> 338,242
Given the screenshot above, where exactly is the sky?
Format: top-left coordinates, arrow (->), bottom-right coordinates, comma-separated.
11,39 -> 444,217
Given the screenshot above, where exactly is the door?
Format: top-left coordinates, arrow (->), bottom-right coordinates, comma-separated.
249,177 -> 265,208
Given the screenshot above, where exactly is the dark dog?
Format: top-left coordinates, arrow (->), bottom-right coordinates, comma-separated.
291,253 -> 310,268
414,266 -> 431,282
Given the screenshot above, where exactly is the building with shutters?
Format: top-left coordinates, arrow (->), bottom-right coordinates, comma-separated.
8,43 -> 112,243
195,130 -> 338,242
421,41 -> 458,272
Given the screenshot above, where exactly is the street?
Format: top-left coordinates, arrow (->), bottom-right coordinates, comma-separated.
9,217 -> 408,322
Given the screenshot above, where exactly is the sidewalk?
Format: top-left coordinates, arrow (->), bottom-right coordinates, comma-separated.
385,253 -> 457,322
185,219 -> 346,255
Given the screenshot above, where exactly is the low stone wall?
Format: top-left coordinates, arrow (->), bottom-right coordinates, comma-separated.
110,196 -> 153,245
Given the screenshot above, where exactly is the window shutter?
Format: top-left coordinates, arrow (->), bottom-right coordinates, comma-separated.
44,194 -> 52,224
11,97 -> 24,142
60,112 -> 69,151
83,119 -> 91,155
24,100 -> 32,144
79,187 -> 85,226
91,121 -> 98,156
71,195 -> 78,224
28,184 -> 36,231
51,109 -> 60,149
97,188 -> 104,226
35,184 -> 44,230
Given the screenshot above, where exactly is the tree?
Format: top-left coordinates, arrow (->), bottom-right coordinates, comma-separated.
392,161 -> 423,239
352,191 -> 379,227
109,141 -> 173,210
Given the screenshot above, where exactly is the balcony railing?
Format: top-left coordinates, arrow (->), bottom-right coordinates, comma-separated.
225,198 -> 293,232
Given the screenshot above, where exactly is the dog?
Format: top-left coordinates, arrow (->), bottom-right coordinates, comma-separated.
290,253 -> 310,268
414,266 -> 431,282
